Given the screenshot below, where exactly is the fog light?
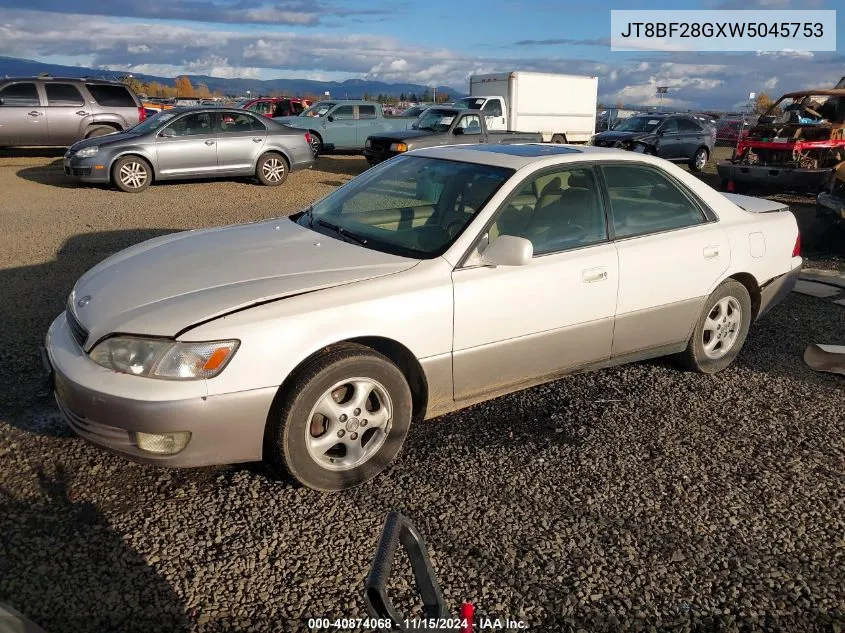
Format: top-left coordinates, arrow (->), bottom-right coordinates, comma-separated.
133,431 -> 191,455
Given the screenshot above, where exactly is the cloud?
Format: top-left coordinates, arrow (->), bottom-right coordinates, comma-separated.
710,0 -> 824,7
0,0 -> 402,27
514,37 -> 610,47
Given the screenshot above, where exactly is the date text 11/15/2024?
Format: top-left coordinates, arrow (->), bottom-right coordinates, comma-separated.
306,617 -> 529,630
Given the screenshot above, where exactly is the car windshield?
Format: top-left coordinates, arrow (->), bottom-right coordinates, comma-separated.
299,101 -> 336,117
612,116 -> 663,132
295,155 -> 513,258
453,97 -> 485,110
126,111 -> 178,134
766,94 -> 845,125
415,109 -> 458,132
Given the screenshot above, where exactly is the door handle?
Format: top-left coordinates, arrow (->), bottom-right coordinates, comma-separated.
703,245 -> 720,259
252,137 -> 263,143
76,111 -> 89,116
582,267 -> 608,283
28,111 -> 43,117
205,140 -> 215,146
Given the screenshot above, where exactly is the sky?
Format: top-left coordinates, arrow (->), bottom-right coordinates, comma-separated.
0,0 -> 842,110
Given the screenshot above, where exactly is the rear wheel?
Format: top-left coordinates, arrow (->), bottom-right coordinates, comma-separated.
112,156 -> 151,192
256,152 -> 288,186
551,134 -> 567,144
309,132 -> 322,156
266,344 -> 413,491
85,125 -> 117,139
677,279 -> 752,373
690,147 -> 709,172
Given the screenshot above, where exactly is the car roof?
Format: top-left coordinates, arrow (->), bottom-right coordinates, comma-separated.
410,143 -> 639,169
0,76 -> 126,85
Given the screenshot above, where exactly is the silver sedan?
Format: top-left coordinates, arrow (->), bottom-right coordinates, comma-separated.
62,106 -> 315,192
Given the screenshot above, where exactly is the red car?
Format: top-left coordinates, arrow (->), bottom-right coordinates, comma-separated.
242,97 -> 305,118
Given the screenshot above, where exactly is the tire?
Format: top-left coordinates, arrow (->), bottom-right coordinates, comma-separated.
551,134 -> 567,144
111,155 -> 152,193
677,279 -> 752,374
85,126 -> 117,139
689,147 -> 709,172
266,344 -> 413,491
309,132 -> 322,156
256,152 -> 288,186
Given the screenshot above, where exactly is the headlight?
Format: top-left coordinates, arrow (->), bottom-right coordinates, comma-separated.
390,142 -> 408,152
89,336 -> 239,380
587,136 -> 595,146
365,139 -> 372,148
76,146 -> 99,158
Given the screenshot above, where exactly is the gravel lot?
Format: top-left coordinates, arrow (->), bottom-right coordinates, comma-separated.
0,148 -> 843,633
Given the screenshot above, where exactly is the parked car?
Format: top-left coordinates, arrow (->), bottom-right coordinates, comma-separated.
62,106 -> 314,192
717,88 -> 845,193
589,113 -> 716,172
274,100 -> 415,155
399,104 -> 433,118
363,106 -> 543,165
242,97 -> 305,118
43,143 -> 802,491
0,76 -> 145,147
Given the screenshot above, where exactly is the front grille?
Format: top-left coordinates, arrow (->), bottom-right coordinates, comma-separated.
66,298 -> 89,349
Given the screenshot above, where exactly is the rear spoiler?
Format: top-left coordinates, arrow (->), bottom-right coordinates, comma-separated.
721,192 -> 789,213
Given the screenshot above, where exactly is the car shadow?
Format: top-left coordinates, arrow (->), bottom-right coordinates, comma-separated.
314,155 -> 368,177
0,229 -> 178,435
15,159 -> 96,190
0,147 -> 67,159
0,464 -> 190,632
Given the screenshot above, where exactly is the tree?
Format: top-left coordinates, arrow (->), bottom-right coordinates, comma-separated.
437,92 -> 449,103
399,92 -> 406,102
174,76 -> 194,97
123,76 -> 145,96
195,83 -> 212,99
754,92 -> 778,115
421,89 -> 431,102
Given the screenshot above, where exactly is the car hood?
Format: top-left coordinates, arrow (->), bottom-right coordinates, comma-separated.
370,129 -> 440,143
70,130 -> 139,152
594,130 -> 653,143
70,218 -> 417,346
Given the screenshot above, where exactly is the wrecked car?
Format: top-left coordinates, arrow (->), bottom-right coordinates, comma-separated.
717,89 -> 845,193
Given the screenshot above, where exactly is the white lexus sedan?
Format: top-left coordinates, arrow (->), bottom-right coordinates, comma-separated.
44,144 -> 802,491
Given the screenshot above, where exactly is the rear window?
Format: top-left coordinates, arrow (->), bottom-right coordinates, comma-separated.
85,84 -> 136,108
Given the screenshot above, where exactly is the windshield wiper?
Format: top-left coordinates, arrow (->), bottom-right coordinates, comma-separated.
315,218 -> 368,247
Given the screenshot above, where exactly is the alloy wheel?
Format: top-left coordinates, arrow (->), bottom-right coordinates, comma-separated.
262,157 -> 286,182
702,296 -> 742,360
118,162 -> 148,189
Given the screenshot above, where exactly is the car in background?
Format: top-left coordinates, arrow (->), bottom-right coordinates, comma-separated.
62,106 -> 314,192
589,113 -> 716,172
399,104 -> 433,118
44,143 -> 801,491
243,97 -> 305,118
0,76 -> 145,147
715,117 -> 755,147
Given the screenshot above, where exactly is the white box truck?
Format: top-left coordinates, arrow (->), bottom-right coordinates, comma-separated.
454,71 -> 598,143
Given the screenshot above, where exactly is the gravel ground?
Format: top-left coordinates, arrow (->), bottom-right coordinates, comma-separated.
0,149 -> 843,633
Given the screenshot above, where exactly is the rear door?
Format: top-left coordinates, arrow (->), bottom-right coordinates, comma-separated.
44,82 -> 88,145
155,111 -> 218,176
677,118 -> 705,158
0,81 -> 46,145
215,111 -> 267,172
355,105 -> 379,145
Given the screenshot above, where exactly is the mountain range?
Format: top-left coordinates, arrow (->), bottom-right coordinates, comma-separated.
0,56 -> 464,100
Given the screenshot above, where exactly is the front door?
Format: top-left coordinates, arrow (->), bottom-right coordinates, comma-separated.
481,98 -> 506,131
44,82 -> 88,146
215,112 -> 267,172
0,81 -> 46,145
155,111 -> 218,176
655,118 -> 682,159
599,163 -> 730,357
323,104 -> 356,148
451,165 -> 618,400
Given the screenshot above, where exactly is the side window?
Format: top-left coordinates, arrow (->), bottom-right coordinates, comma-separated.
602,165 -> 706,239
45,83 -> 85,106
678,118 -> 703,132
489,167 -> 607,255
85,84 -> 136,107
660,118 -> 679,134
291,102 -> 304,115
250,101 -> 272,115
162,112 -> 214,137
218,113 -> 266,133
358,105 -> 377,119
482,100 -> 502,117
0,82 -> 40,106
331,106 -> 355,120
457,114 -> 482,134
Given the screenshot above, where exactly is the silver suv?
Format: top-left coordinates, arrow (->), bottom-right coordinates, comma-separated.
0,76 -> 145,147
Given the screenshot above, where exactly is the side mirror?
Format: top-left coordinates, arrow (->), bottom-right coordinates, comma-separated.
453,127 -> 464,136
0,97 -> 4,106
481,235 -> 533,267
411,122 -> 418,129
327,115 -> 334,122
159,128 -> 176,138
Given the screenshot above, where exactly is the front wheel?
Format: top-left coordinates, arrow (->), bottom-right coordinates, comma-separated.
676,279 -> 752,373
112,156 -> 151,192
690,147 -> 709,172
266,344 -> 413,491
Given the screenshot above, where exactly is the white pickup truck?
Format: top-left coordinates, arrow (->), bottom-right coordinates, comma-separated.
454,71 -> 598,144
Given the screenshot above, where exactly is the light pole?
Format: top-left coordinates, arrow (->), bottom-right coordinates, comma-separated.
656,86 -> 668,111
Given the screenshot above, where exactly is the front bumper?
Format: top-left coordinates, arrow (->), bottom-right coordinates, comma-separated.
43,312 -> 276,467
716,162 -> 831,192
757,258 -> 802,320
63,153 -> 111,183
363,148 -> 400,165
